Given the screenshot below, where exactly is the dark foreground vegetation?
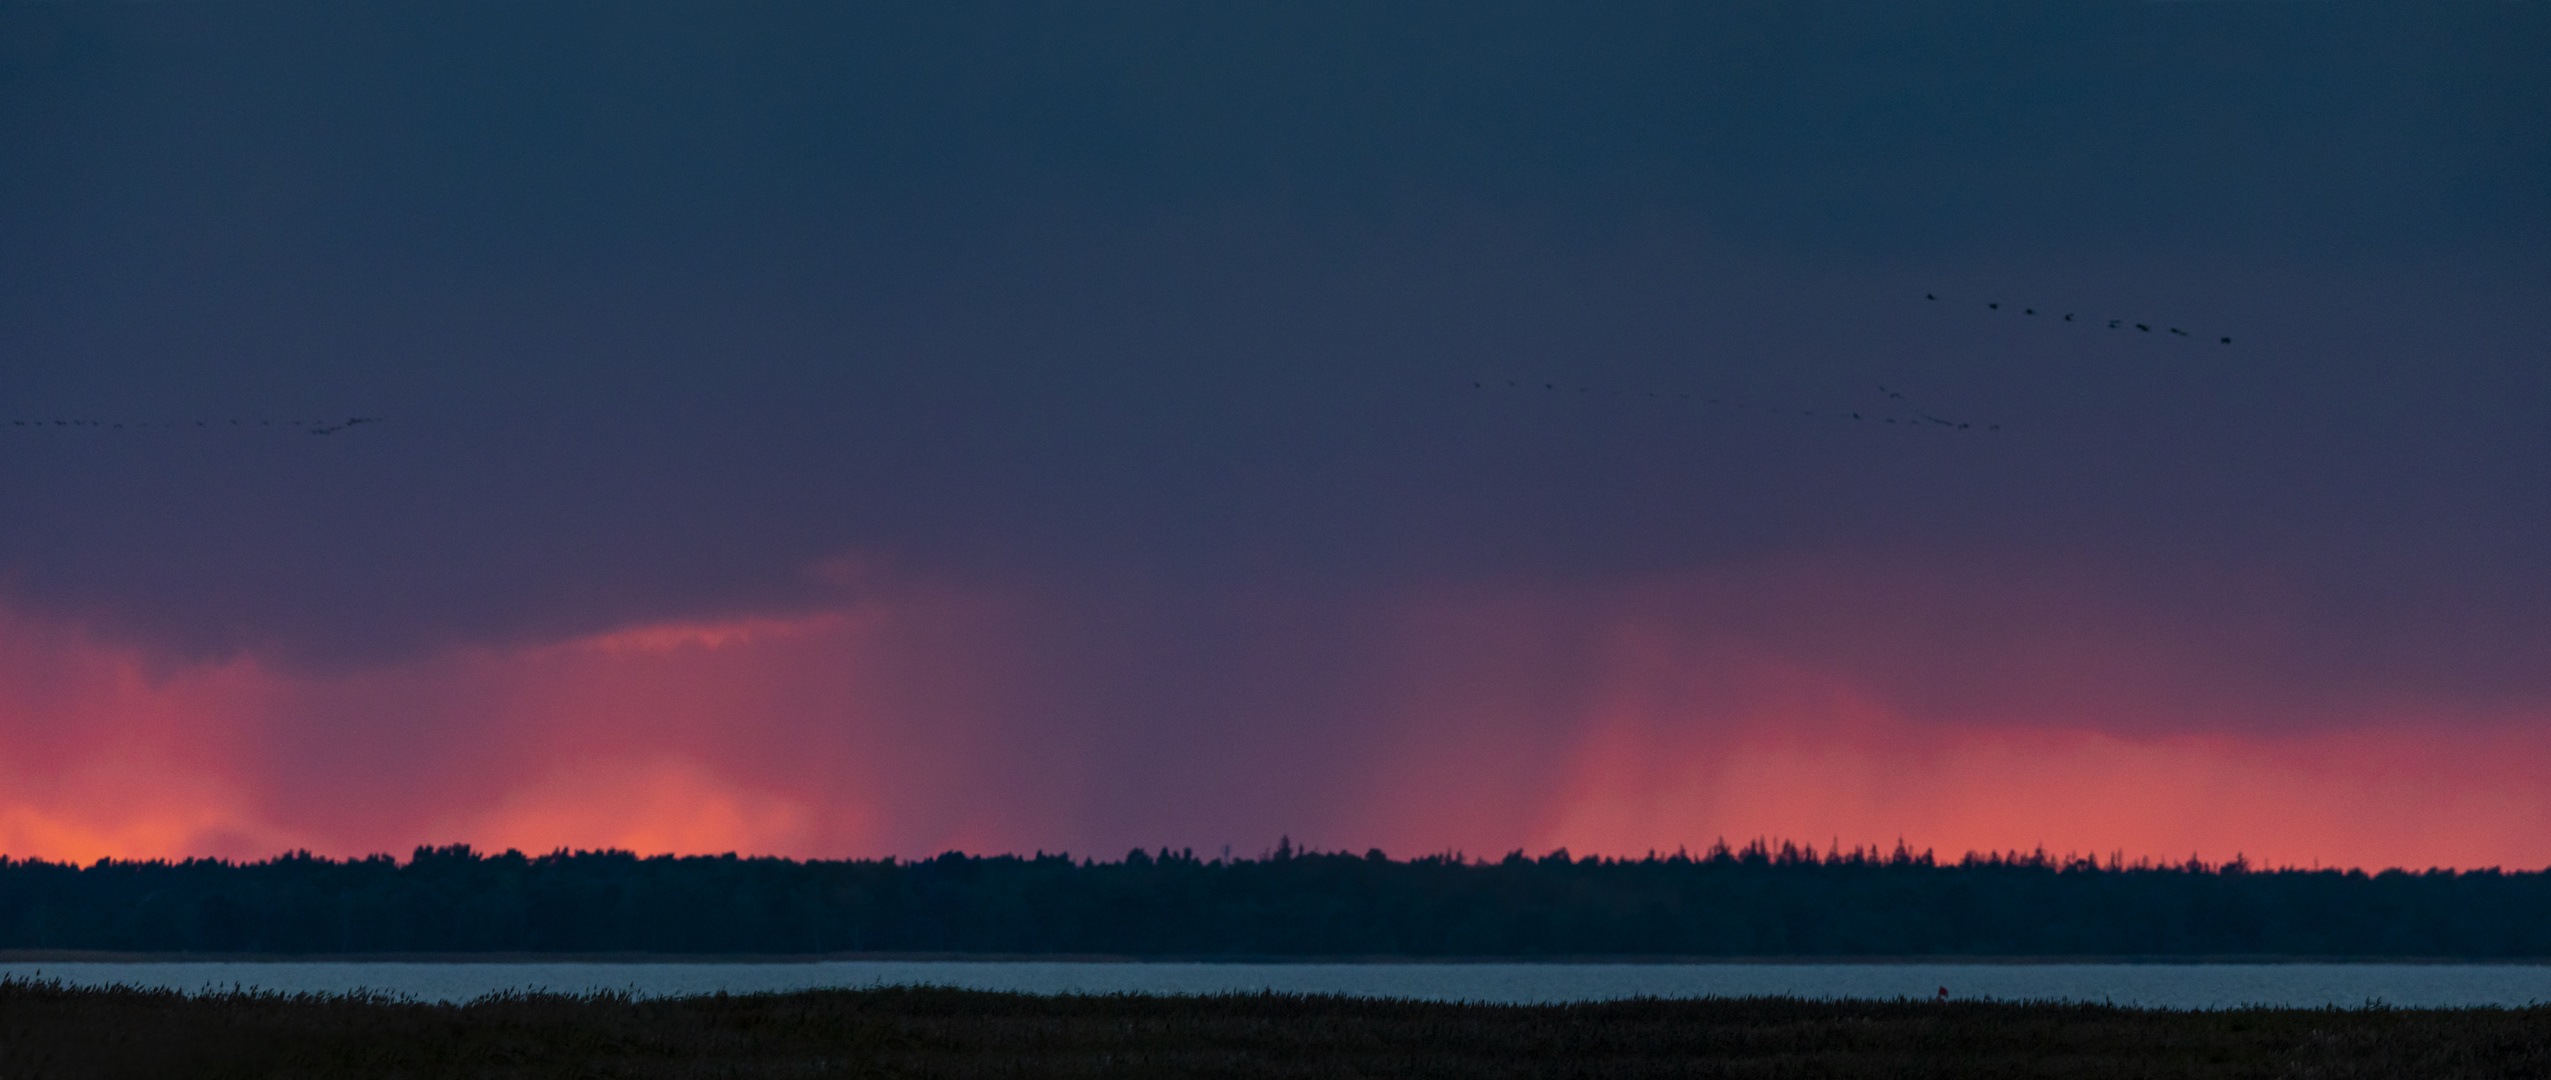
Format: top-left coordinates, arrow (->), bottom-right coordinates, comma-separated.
6,840 -> 2549,956
3,979 -> 2545,1079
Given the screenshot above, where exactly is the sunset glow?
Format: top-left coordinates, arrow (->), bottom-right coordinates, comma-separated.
5,566 -> 2542,870
3,0 -> 2543,887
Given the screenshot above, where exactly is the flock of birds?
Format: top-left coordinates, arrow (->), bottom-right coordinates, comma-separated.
1470,377 -> 1998,432
6,416 -> 385,435
10,294 -> 2231,445
1928,290 -> 2232,345
1470,290 -> 2237,433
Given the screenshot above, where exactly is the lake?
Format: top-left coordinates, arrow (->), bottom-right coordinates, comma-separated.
6,960 -> 2548,1009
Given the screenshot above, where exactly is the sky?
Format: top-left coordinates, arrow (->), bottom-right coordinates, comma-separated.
1,0 -> 2546,869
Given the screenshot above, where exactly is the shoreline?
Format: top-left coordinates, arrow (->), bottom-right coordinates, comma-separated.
6,950 -> 2546,965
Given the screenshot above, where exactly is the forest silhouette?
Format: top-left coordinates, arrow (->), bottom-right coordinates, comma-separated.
3,839 -> 2544,957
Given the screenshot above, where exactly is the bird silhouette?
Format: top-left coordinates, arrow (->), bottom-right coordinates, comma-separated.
1876,384 -> 1990,431
10,414 -> 389,435
1473,377 -> 1993,434
1932,290 -> 2231,346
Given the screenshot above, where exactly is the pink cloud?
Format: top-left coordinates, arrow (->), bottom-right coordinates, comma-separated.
2,554 -> 2544,870
0,571 -> 1053,861
1341,562 -> 2551,869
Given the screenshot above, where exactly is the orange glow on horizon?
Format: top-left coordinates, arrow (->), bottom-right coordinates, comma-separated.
2,564 -> 2547,870
1345,569 -> 2551,872
1530,715 -> 2551,872
425,756 -> 823,857
1510,615 -> 2551,869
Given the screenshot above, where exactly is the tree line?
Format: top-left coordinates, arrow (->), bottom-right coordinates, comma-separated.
3,839 -> 2544,957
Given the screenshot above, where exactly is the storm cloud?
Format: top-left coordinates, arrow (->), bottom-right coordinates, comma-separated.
2,0 -> 2546,866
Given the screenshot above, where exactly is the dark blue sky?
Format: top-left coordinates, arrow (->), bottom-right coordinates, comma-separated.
1,1 -> 2546,862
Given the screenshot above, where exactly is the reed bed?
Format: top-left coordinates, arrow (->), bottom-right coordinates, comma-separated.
2,977 -> 2544,1078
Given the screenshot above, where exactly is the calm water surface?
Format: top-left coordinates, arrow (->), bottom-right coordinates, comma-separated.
7,961 -> 2549,1009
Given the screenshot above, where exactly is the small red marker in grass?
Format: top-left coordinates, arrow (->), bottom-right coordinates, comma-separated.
1938,987 -> 1949,1001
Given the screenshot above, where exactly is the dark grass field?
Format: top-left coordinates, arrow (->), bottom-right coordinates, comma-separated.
3,979 -> 2545,1079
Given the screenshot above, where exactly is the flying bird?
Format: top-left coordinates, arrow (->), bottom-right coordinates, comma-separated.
9,414 -> 388,434
1474,378 -> 1995,434
1877,384 -> 1989,431
1933,290 -> 2231,345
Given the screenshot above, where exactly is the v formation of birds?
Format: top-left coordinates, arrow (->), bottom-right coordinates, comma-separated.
1471,291 -> 2233,433
12,295 -> 2228,441
1472,377 -> 1997,432
1932,292 -> 2232,345
6,417 -> 385,435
